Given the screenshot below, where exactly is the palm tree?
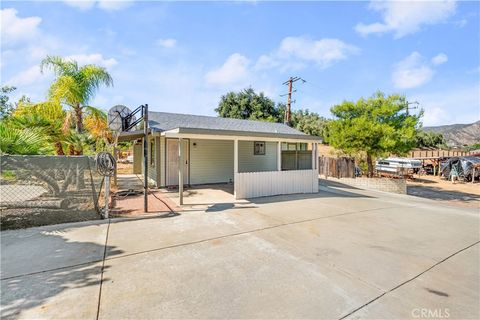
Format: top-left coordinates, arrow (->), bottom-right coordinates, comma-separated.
40,55 -> 113,134
11,100 -> 69,155
0,122 -> 52,155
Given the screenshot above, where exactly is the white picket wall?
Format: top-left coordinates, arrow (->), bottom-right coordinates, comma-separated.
234,169 -> 318,199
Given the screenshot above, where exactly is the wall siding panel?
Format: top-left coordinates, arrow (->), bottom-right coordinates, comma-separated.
234,169 -> 318,199
190,139 -> 234,184
238,141 -> 277,173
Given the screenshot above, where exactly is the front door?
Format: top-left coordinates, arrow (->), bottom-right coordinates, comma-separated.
166,139 -> 189,186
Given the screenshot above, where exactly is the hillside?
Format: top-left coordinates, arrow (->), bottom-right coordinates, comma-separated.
424,121 -> 480,146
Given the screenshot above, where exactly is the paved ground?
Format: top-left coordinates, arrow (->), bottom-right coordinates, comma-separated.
1,181 -> 479,319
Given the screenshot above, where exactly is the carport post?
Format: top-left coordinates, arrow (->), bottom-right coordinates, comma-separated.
277,141 -> 281,171
179,138 -> 184,205
311,143 -> 316,170
234,139 -> 238,199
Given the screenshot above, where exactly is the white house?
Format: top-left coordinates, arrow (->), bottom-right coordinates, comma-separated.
119,111 -> 321,201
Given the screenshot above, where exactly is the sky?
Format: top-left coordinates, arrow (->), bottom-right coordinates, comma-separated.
1,0 -> 479,126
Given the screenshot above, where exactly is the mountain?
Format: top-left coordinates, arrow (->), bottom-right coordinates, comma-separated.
423,121 -> 480,147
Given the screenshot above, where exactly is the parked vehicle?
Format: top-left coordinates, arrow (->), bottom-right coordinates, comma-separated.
375,157 -> 422,177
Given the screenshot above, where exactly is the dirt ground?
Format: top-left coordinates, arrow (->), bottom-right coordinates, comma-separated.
407,175 -> 479,208
116,162 -> 133,175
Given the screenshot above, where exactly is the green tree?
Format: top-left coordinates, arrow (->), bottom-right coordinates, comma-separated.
40,55 -> 113,134
215,88 -> 280,122
415,131 -> 447,148
325,91 -> 422,177
0,86 -> 16,119
290,109 -> 328,138
10,100 -> 69,155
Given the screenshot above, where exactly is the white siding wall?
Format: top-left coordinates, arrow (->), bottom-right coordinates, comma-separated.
238,141 -> 277,173
138,136 -> 159,187
234,169 -> 318,199
190,139 -> 234,184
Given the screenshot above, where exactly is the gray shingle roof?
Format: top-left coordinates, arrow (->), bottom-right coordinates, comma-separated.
148,111 -> 311,137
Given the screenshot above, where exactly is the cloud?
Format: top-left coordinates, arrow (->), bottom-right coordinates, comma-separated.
255,36 -> 359,71
412,84 -> 480,126
431,53 -> 448,65
63,0 -> 96,10
355,1 -> 457,38
97,0 -> 133,10
6,65 -> 43,87
65,53 -> 118,68
205,53 -> 250,85
392,52 -> 449,89
1,8 -> 42,47
63,0 -> 133,11
155,38 -> 177,48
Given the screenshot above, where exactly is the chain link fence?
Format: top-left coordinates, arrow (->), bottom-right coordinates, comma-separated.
0,155 -> 105,230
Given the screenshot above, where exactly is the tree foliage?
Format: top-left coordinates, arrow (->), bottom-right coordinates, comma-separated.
0,122 -> 52,155
0,86 -> 16,119
415,131 -> 447,148
215,88 -> 281,122
215,88 -> 328,138
324,91 -> 422,176
290,109 -> 328,137
41,55 -> 113,135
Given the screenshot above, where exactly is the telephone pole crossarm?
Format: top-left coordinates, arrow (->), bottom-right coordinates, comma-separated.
282,76 -> 306,125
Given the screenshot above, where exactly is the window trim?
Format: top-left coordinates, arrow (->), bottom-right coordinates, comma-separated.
253,141 -> 266,155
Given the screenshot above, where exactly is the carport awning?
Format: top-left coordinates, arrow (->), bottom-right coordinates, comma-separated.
160,127 -> 322,143
117,130 -> 151,142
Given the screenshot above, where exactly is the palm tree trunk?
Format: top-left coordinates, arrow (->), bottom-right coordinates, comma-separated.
54,141 -> 65,155
69,144 -> 75,155
74,103 -> 83,133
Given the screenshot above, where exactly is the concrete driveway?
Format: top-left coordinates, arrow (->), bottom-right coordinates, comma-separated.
1,181 -> 479,319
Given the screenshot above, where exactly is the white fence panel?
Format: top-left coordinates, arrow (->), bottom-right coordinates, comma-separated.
234,169 -> 318,199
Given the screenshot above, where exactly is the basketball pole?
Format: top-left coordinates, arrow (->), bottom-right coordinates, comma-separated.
143,104 -> 149,213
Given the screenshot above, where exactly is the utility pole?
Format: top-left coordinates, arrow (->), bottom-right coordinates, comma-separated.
282,76 -> 305,125
406,101 -> 419,115
143,104 -> 149,213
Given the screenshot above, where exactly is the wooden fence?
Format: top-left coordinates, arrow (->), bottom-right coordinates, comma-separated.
318,157 -> 356,178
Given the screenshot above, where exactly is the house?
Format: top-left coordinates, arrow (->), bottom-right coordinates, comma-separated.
118,111 -> 321,202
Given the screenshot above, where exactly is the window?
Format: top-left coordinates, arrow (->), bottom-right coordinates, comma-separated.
254,141 -> 266,155
150,139 -> 155,166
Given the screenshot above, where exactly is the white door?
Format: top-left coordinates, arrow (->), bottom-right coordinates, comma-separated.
166,139 -> 189,186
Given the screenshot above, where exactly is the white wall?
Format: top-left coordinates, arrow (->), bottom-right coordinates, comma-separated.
189,139 -> 234,184
238,141 -> 277,173
234,169 -> 318,199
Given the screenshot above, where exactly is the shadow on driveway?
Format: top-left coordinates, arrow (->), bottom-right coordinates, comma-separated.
1,223 -> 123,319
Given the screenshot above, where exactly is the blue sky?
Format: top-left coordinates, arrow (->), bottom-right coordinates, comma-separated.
1,0 -> 479,126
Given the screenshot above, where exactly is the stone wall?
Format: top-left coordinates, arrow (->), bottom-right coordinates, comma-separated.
329,177 -> 407,194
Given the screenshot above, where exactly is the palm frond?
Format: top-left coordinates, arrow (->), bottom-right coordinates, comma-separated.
40,55 -> 78,77
78,65 -> 113,104
0,122 -> 52,155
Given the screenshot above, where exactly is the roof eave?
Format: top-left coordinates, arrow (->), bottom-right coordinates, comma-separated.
162,127 -> 322,142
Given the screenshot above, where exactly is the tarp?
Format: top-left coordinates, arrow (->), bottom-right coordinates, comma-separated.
440,156 -> 480,181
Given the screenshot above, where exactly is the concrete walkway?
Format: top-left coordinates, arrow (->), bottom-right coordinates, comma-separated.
1,181 -> 479,319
